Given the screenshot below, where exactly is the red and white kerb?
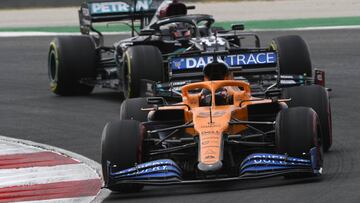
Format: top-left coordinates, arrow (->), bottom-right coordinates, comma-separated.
0,141 -> 101,203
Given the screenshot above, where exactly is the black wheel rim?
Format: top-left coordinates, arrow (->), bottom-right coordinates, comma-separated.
48,50 -> 57,81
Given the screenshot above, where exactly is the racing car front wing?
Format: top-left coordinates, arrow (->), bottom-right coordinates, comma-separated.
105,147 -> 322,187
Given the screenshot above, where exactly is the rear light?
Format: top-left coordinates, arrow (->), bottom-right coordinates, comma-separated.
314,69 -> 325,87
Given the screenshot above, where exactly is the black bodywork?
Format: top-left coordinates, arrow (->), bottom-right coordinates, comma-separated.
77,0 -> 324,99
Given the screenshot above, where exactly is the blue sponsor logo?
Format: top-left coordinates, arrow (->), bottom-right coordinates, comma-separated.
170,52 -> 277,70
90,0 -> 153,14
110,159 -> 183,180
115,159 -> 179,175
116,165 -> 178,177
250,154 -> 310,163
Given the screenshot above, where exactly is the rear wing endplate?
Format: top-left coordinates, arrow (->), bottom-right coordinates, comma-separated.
79,0 -> 164,34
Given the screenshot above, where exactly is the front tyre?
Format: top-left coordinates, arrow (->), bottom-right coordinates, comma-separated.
48,36 -> 97,96
101,120 -> 144,193
275,107 -> 323,177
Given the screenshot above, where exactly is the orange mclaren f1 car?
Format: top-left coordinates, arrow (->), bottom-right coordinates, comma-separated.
101,61 -> 330,192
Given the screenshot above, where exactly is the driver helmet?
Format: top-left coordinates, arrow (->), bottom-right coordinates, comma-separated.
159,1 -> 187,19
169,22 -> 193,40
203,61 -> 230,81
200,61 -> 232,106
199,87 -> 230,106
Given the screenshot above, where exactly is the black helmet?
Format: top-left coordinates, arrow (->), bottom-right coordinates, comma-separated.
203,61 -> 229,81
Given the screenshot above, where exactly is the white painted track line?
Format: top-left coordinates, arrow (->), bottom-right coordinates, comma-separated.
0,164 -> 99,188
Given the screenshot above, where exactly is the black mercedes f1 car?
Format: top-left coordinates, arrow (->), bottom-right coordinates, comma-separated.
47,0 -> 327,98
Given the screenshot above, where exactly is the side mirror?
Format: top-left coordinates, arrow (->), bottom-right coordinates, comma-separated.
231,24 -> 245,31
147,97 -> 166,105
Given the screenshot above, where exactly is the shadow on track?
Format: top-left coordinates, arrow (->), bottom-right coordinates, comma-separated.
104,177 -> 322,201
86,91 -> 124,103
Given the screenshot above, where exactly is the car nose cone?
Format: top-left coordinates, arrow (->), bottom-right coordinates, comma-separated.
197,161 -> 223,172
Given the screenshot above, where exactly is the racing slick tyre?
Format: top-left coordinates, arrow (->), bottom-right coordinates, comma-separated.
282,85 -> 332,152
48,36 -> 97,96
101,120 -> 144,193
120,97 -> 151,122
122,45 -> 165,98
275,107 -> 323,177
271,35 -> 312,77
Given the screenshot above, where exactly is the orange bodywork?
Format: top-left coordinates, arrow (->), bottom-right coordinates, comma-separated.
154,80 -> 275,167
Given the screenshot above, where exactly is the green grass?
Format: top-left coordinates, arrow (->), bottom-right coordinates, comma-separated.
216,16 -> 360,30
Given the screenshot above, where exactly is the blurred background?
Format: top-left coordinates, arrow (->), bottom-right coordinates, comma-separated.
1,0 -> 212,9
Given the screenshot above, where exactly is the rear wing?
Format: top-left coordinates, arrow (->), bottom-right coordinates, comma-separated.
168,50 -> 279,78
79,0 -> 165,34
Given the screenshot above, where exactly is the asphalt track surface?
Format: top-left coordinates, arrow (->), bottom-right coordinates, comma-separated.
0,29 -> 360,202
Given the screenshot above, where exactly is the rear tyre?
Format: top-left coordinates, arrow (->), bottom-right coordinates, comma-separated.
271,35 -> 312,77
282,85 -> 332,152
120,97 -> 151,122
48,36 -> 97,96
276,107 -> 323,177
101,120 -> 144,192
122,45 -> 164,98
